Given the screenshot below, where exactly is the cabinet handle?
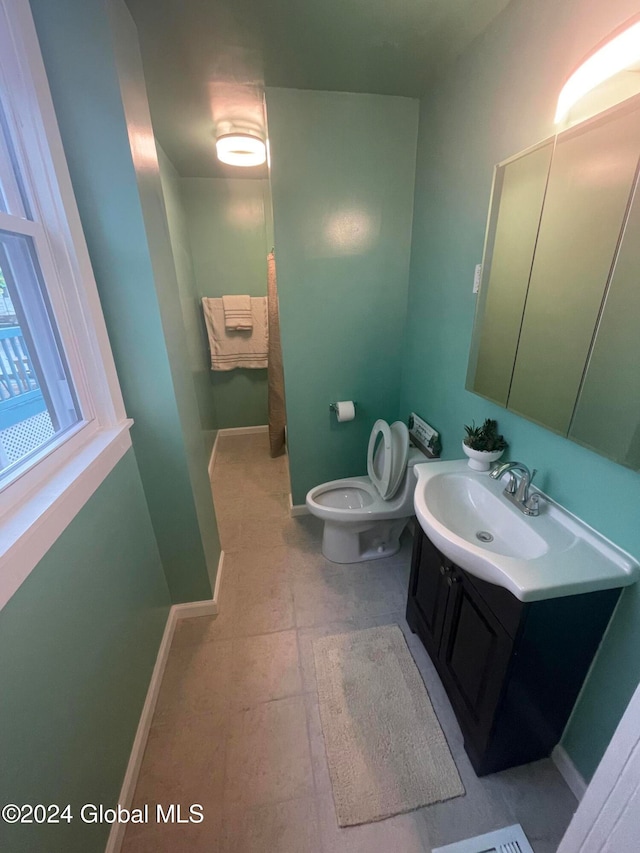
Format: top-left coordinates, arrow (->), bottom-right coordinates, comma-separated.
440,565 -> 451,575
447,575 -> 461,586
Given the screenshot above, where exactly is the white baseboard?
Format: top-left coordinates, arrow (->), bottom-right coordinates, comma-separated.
212,549 -> 224,610
104,606 -> 177,853
552,745 -> 587,802
208,432 -> 218,479
209,431 -> 220,480
289,493 -> 309,517
219,424 -> 268,436
105,551 -> 225,853
208,425 -> 269,478
169,597 -> 217,619
172,551 -> 224,618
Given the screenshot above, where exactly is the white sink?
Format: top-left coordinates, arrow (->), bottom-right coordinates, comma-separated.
414,459 -> 639,601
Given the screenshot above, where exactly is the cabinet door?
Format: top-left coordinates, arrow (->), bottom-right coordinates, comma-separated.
468,141 -> 553,405
408,533 -> 451,660
440,570 -> 514,749
569,172 -> 640,469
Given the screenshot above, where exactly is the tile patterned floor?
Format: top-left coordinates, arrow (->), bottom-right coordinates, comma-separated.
122,431 -> 577,852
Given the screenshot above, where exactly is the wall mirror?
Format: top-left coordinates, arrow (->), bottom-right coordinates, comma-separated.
467,93 -> 640,470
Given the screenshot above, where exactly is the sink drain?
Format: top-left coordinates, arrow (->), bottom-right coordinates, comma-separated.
476,530 -> 494,543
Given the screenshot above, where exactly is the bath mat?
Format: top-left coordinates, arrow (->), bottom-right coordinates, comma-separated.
313,624 -> 464,827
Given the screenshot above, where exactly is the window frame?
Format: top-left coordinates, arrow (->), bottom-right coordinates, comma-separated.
0,0 -> 133,608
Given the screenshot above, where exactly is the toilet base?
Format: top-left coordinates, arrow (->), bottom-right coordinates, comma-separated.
321,516 -> 410,564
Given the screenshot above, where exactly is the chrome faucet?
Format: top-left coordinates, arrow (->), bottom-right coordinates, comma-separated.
490,461 -> 540,516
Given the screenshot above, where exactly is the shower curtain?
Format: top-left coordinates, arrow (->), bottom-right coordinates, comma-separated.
267,251 -> 286,457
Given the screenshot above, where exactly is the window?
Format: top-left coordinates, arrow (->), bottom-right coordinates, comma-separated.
0,115 -> 82,477
0,0 -> 132,607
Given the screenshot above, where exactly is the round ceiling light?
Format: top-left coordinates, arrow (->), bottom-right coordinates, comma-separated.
555,19 -> 640,123
215,133 -> 266,167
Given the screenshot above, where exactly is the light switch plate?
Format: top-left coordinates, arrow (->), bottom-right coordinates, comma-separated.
408,412 -> 441,457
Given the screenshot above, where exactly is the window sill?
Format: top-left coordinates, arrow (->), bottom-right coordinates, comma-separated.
0,420 -> 133,610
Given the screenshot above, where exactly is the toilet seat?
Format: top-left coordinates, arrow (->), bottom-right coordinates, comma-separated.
387,421 -> 410,498
367,419 -> 409,500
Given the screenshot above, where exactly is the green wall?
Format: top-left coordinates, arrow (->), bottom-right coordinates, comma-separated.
0,451 -> 170,853
266,88 -> 419,503
29,0 -> 218,602
1,2 -> 222,849
107,0 -> 221,596
158,147 -> 218,441
182,177 -> 272,428
401,0 -> 640,781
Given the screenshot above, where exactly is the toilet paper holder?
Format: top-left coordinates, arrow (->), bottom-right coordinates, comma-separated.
330,401 -> 357,414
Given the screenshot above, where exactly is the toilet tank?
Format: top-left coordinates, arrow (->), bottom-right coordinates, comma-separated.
406,446 -> 429,469
392,445 -> 430,510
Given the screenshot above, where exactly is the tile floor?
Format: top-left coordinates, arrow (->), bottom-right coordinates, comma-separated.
122,431 -> 578,852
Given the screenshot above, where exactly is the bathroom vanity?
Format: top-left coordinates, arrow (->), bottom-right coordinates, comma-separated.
406,527 -> 620,776
407,459 -> 640,777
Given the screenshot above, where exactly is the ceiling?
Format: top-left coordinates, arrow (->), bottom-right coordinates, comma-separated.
126,0 -> 512,178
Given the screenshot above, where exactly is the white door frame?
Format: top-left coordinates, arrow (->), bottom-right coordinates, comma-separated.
558,680 -> 640,852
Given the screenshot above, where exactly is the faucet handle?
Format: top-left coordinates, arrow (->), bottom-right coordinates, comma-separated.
524,492 -> 541,516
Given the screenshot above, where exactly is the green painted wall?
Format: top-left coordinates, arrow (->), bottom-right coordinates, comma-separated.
400,0 -> 640,781
108,0 -> 221,596
30,0 -> 218,602
266,88 -> 419,503
158,146 -> 218,437
0,451 -> 170,853
182,177 -> 272,428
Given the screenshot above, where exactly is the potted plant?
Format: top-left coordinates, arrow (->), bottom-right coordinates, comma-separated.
462,419 -> 508,471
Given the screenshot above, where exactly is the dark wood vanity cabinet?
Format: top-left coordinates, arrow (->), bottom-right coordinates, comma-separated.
407,528 -> 621,776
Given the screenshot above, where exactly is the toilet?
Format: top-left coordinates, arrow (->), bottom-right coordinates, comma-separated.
305,419 -> 429,563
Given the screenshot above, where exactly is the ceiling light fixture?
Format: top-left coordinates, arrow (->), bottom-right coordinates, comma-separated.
215,132 -> 266,167
555,19 -> 640,123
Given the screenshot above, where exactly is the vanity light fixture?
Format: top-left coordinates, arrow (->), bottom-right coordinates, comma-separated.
215,132 -> 266,167
555,18 -> 640,123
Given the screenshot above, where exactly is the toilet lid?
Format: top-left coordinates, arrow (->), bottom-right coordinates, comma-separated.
367,419 -> 410,500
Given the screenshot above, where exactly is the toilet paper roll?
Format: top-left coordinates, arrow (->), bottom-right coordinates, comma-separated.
335,401 -> 356,422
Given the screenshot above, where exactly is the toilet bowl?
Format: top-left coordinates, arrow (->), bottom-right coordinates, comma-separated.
305,419 -> 429,563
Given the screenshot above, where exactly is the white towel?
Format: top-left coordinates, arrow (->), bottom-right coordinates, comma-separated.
202,296 -> 268,371
222,294 -> 253,330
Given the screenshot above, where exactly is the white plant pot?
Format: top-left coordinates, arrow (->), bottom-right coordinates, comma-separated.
462,441 -> 504,472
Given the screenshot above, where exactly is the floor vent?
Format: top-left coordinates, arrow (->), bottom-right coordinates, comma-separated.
433,823 -> 534,853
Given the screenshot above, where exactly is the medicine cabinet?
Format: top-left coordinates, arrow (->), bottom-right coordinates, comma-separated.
467,94 -> 640,469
